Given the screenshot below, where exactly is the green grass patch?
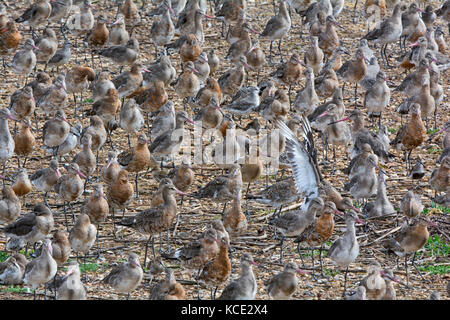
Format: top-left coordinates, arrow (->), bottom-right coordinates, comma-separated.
79,262 -> 99,272
298,249 -> 321,257
431,203 -> 450,214
322,268 -> 339,277
82,98 -> 94,104
0,286 -> 29,294
387,127 -> 397,134
19,249 -> 35,257
417,264 -> 450,275
427,146 -> 442,154
427,128 -> 440,135
0,251 -> 9,262
425,235 -> 449,257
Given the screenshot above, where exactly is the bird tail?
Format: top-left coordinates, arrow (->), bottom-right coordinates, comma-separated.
438,63 -> 450,72
160,250 -> 181,260
245,194 -> 262,201
117,216 -> 136,227
383,238 -> 405,257
188,191 -> 202,199
344,179 -> 355,192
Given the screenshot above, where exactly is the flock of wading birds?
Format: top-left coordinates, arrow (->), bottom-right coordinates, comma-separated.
0,0 -> 448,300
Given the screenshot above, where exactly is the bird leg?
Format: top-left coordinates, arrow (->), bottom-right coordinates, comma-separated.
135,173 -> 139,198
407,150 -> 412,171
411,251 -> 428,283
354,83 -> 358,106
84,254 -> 88,282
311,247 -> 317,280
111,208 -> 116,239
44,192 -> 49,207
95,226 -> 101,259
265,163 -> 269,187
342,267 -> 349,297
288,85 -> 292,107
276,205 -> 283,218
278,39 -> 283,63
433,107 -> 438,130
166,229 -> 171,253
297,242 -> 305,267
405,254 -> 409,287
319,244 -> 326,278
220,21 -> 225,38
225,25 -> 232,41
331,146 -> 336,175
143,235 -> 152,268
68,202 -> 75,224
63,202 -> 69,232
268,41 -> 274,65
384,44 -> 392,69
196,268 -> 202,300
53,274 -> 57,300
83,176 -> 90,194
279,236 -> 284,264
221,202 -> 227,215
24,242 -> 29,257
245,182 -> 251,216
352,0 -> 359,24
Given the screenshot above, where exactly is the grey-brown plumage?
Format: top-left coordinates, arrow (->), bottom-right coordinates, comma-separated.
98,38 -> 139,66
191,164 -> 242,203
264,262 -> 303,300
358,263 -> 386,300
23,239 -> 57,293
162,228 -> 219,273
103,253 -> 143,297
43,110 -> 70,148
15,0 -> 52,27
51,230 -> 71,266
217,253 -> 257,300
55,261 -> 86,300
270,197 -> 324,238
118,183 -> 178,234
0,186 -> 21,224
150,101 -> 175,141
363,172 -> 395,217
143,55 -> 177,86
149,110 -> 193,157
247,177 -> 298,208
148,267 -> 182,300
345,286 -> 366,300
48,41 -> 72,68
49,0 -> 72,23
69,213 -> 96,255
30,159 -> 61,195
400,190 -> 424,220
2,204 -> 54,245
0,253 -> 27,285
327,210 -> 362,296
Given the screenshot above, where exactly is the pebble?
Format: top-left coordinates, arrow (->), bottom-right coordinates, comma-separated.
304,291 -> 315,297
178,231 -> 189,238
303,283 -> 314,289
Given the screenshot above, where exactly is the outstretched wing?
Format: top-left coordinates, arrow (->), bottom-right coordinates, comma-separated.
276,118 -> 319,200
